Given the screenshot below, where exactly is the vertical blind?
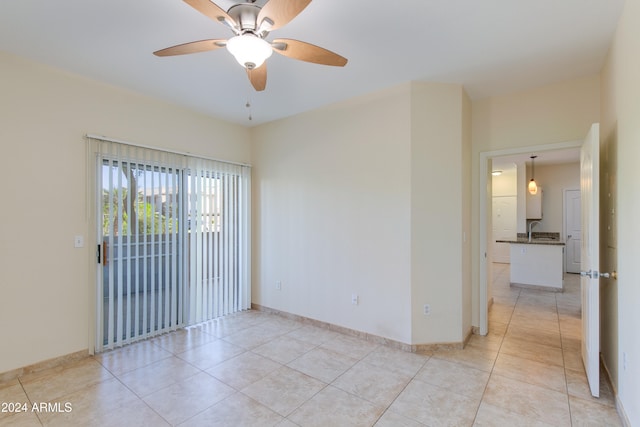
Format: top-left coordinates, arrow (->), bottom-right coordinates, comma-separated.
90,137 -> 250,351
186,157 -> 252,324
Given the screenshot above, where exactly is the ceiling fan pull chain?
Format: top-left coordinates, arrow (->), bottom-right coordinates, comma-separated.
246,94 -> 253,121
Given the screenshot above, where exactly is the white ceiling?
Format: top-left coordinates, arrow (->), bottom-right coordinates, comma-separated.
492,148 -> 581,173
0,0 -> 624,126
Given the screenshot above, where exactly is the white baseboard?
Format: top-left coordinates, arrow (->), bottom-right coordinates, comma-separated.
601,353 -> 631,427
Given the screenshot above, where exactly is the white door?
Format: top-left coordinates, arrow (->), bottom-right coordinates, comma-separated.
565,189 -> 581,273
492,196 -> 517,263
580,123 -> 600,397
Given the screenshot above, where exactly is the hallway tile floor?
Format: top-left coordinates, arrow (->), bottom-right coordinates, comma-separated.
0,264 -> 622,426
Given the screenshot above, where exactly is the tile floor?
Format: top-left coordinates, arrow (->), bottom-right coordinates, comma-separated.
0,264 -> 622,426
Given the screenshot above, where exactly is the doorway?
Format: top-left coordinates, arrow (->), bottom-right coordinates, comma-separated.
479,140 -> 583,335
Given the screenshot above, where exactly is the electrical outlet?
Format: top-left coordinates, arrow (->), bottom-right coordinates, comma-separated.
275,281 -> 282,290
423,304 -> 431,315
351,294 -> 358,305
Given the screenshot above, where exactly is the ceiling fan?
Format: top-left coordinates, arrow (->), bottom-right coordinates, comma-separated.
154,0 -> 348,91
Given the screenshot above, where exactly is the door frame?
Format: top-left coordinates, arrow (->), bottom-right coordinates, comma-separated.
479,139 -> 582,335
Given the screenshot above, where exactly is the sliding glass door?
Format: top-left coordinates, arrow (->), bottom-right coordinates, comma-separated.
100,157 -> 184,349
92,138 -> 250,351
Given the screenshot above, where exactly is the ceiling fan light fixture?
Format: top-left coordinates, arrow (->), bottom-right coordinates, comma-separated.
226,34 -> 272,69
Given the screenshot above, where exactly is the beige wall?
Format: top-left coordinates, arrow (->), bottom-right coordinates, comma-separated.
599,15 -> 620,413
472,75 -> 601,151
492,168 -> 518,197
0,51 -> 250,374
471,75 -> 600,328
600,1 -> 640,424
461,91 -> 473,341
532,162 -> 580,233
251,82 -> 471,345
410,83 -> 471,343
251,84 -> 413,343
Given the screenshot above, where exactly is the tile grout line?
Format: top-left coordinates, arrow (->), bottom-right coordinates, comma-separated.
16,377 -> 44,427
470,285 -> 521,426
556,288 -> 575,427
112,318 -> 297,425
367,351 -> 432,425
279,337 -> 384,424
97,321 -> 277,427
11,279 -> 614,427
248,327 -> 325,424
98,343 -> 196,427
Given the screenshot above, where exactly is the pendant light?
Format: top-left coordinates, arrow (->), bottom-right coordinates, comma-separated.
528,155 -> 538,195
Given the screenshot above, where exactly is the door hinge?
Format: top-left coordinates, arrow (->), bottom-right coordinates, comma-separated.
96,244 -> 101,264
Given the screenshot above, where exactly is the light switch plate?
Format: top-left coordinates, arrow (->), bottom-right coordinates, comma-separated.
74,235 -> 84,248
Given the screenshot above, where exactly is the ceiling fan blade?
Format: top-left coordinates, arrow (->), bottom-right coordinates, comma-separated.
247,63 -> 267,91
257,0 -> 311,31
153,39 -> 226,57
271,39 -> 347,66
183,0 -> 236,27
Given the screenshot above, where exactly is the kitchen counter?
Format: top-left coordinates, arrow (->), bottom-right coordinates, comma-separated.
496,232 -> 565,246
496,238 -> 565,246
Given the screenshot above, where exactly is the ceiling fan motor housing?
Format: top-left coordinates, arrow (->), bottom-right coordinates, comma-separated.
228,3 -> 263,34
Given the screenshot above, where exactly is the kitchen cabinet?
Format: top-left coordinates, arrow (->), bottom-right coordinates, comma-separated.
526,186 -> 543,219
